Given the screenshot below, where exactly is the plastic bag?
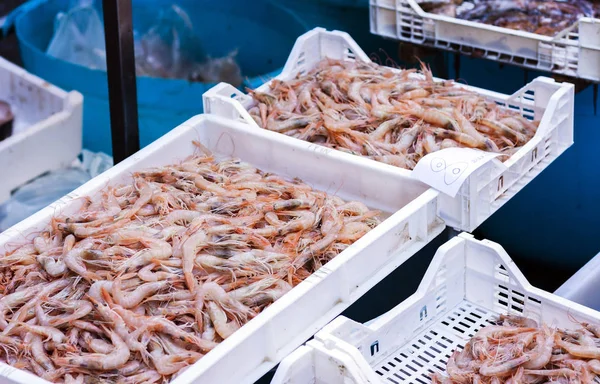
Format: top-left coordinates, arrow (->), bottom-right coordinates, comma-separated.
45,1 -> 243,84
189,50 -> 243,88
0,150 -> 113,231
81,149 -> 113,177
135,5 -> 207,79
46,0 -> 107,70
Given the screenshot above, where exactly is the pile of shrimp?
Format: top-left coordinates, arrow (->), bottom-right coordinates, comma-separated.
433,314 -> 600,383
247,59 -> 539,170
423,0 -> 595,37
0,142 -> 381,383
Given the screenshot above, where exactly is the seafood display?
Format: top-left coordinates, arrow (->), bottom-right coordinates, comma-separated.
422,0 -> 596,37
0,142 -> 381,383
247,59 -> 540,171
433,314 -> 600,383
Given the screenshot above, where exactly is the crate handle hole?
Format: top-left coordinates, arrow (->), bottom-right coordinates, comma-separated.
497,176 -> 504,192
532,148 -> 538,162
371,341 -> 380,356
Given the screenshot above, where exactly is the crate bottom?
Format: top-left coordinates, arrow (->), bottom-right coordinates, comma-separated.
373,300 -> 497,384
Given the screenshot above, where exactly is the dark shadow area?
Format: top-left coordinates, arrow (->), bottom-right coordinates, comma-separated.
0,0 -> 25,65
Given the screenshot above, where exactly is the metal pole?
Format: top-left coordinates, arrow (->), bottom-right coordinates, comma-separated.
102,0 -> 139,164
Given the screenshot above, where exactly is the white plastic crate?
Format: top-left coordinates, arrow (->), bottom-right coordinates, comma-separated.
0,57 -> 83,203
370,1 -> 600,81
0,114 -> 445,384
202,28 -> 574,232
555,250 -> 600,311
272,233 -> 600,384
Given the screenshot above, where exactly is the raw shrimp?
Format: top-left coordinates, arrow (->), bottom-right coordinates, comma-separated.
114,236 -> 172,272
0,140 -> 382,383
479,355 -> 531,376
48,300 -> 93,326
54,329 -> 130,370
113,278 -> 170,309
555,333 -> 600,358
523,330 -> 554,369
181,230 -> 208,292
63,243 -> 101,281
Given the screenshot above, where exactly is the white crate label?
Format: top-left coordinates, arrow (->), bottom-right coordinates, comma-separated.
412,148 -> 506,198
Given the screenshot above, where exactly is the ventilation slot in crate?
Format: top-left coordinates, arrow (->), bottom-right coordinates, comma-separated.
374,302 -> 496,384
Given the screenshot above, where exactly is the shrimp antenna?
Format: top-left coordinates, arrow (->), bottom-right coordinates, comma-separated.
378,48 -> 399,69
567,310 -> 581,326
369,52 -> 382,66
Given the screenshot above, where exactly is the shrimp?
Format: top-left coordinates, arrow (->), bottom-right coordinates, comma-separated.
54,329 -> 130,370
181,229 -> 208,292
126,313 -> 217,353
479,355 -> 531,376
115,181 -> 154,220
369,118 -> 404,141
0,244 -> 38,267
504,367 -> 524,384
24,333 -> 54,370
3,278 -> 71,335
33,232 -> 54,254
138,263 -> 180,282
114,236 -> 172,272
87,295 -> 149,361
0,284 -> 40,330
395,124 -> 421,152
447,350 -> 474,382
63,243 -> 101,281
113,278 -> 169,309
15,323 -> 67,343
370,154 -> 414,169
276,211 -> 316,236
145,290 -> 194,302
428,127 -> 486,149
499,314 -> 539,328
471,326 -> 536,359
422,132 -> 441,154
292,204 -> 343,270
501,116 -> 537,137
431,373 -> 454,384
201,311 -> 216,341
48,300 -> 93,326
72,320 -> 103,335
581,322 -> 600,338
587,359 -> 600,374
116,370 -> 161,384
82,331 -> 114,354
523,329 -> 554,369
149,341 -> 201,375
555,333 -> 600,358
37,235 -> 73,276
164,209 -> 202,225
337,221 -> 372,242
206,301 -> 240,339
523,368 -> 576,378
479,118 -> 528,144
399,101 -> 460,131
267,115 -> 315,133
195,282 -> 254,322
400,88 -> 430,100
